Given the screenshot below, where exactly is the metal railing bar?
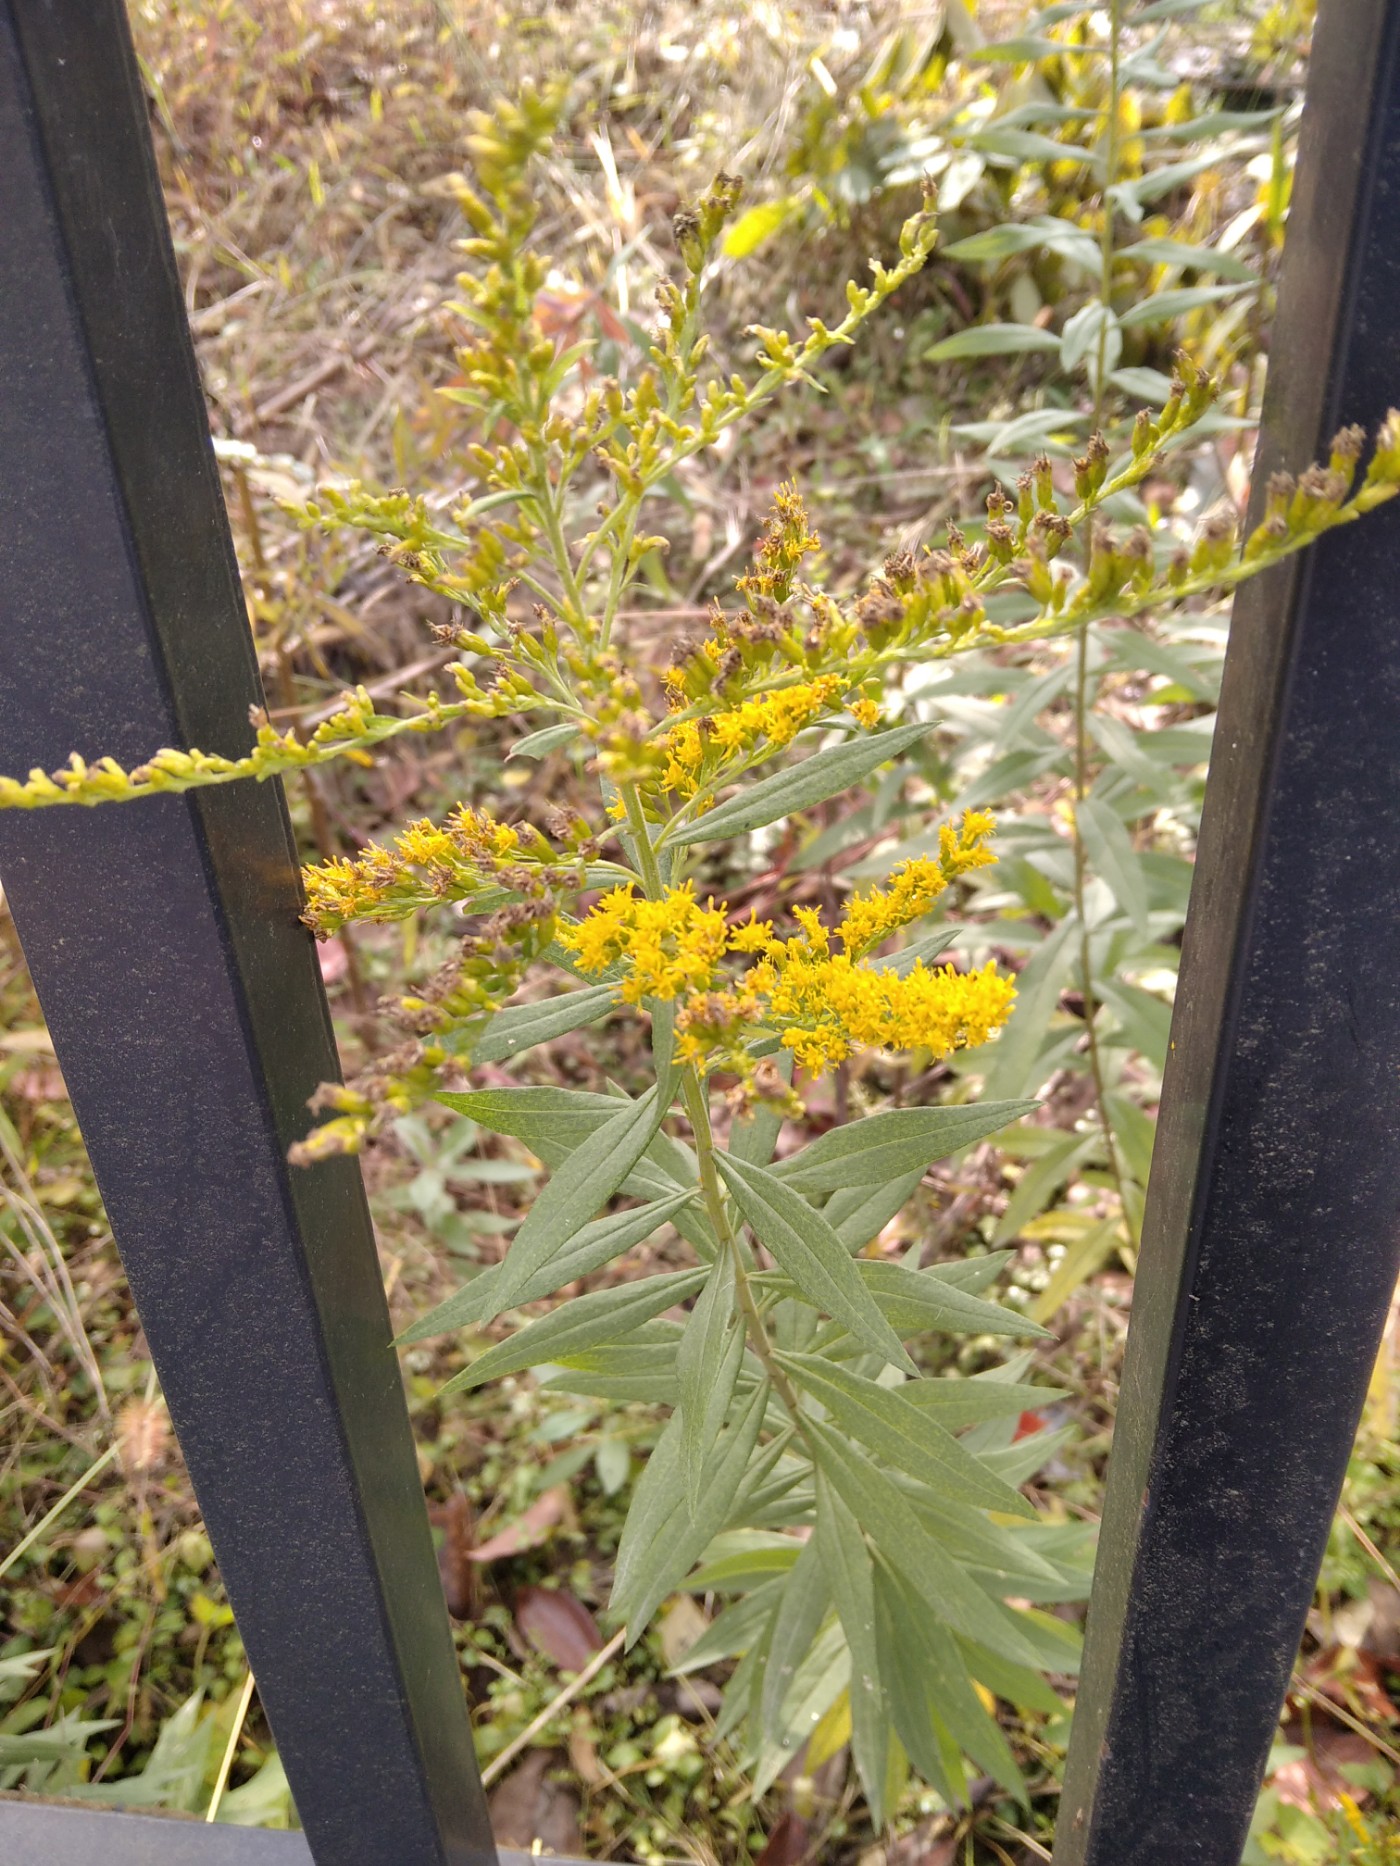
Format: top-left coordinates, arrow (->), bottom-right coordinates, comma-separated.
1054,0 -> 1400,1858
0,1799 -> 588,1866
0,5 -> 494,1861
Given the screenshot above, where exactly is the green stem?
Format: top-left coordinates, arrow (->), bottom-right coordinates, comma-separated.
618,779 -> 806,1423
1073,0 -> 1132,1237
1070,627 -> 1132,1230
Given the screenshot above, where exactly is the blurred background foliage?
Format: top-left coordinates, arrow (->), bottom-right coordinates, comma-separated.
5,0 -> 1400,1860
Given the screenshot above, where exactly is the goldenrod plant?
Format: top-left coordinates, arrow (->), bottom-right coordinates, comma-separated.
7,80 -> 1399,1823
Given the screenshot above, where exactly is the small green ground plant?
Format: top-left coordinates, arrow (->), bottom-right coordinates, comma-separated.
5,44 -> 1398,1849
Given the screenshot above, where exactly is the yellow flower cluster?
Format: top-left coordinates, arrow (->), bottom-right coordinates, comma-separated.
662,677 -> 865,798
749,948 -> 1015,1072
839,811 -> 996,956
564,812 -> 1012,1073
303,806 -> 538,935
558,882 -> 731,1005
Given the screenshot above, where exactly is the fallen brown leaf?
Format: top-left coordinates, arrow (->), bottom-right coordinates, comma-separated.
756,1810 -> 811,1866
428,1492 -> 477,1620
469,1486 -> 571,1563
515,1585 -> 603,1672
487,1748 -> 584,1855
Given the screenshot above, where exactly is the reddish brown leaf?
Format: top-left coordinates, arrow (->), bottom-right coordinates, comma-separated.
469,1486 -> 571,1563
515,1585 -> 603,1671
487,1748 -> 584,1855
428,1492 -> 477,1620
756,1811 -> 811,1866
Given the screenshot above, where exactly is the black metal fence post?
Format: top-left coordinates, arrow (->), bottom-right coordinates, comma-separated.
1054,1 -> 1400,1859
0,4 -> 497,1861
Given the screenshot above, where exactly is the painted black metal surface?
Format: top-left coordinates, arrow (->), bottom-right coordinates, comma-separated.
0,1799 -> 581,1866
0,5 -> 493,1862
1054,0 -> 1400,1860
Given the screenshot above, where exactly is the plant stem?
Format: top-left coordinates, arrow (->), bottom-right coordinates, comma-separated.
1071,627 -> 1132,1230
1071,0 -> 1133,1237
205,1667 -> 257,1822
618,780 -> 805,1423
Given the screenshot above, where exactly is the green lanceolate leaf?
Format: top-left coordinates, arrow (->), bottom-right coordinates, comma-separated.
467,984 -> 615,1064
826,1169 -> 926,1253
978,916 -> 1076,1102
715,1152 -> 915,1375
687,1532 -> 804,1592
435,1085 -> 626,1165
924,322 -> 1062,362
782,1354 -> 1033,1518
669,1581 -> 785,1675
667,722 -> 930,848
871,929 -> 959,976
814,1469 -> 889,1824
773,1101 -> 1036,1194
901,1376 -> 1065,1429
1076,795 -> 1151,941
857,1259 -> 1051,1340
398,1188 -> 698,1343
679,1250 -> 743,1510
437,1266 -> 705,1395
759,1536 -> 830,1742
485,1081 -> 673,1312
613,1381 -> 769,1640
804,1420 -> 1044,1669
876,1566 -> 1027,1804
508,721 -> 581,759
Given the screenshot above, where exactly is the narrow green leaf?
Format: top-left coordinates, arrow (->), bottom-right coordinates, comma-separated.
437,1266 -> 704,1395
669,1580 -> 784,1675
434,1085 -> 623,1165
688,1533 -> 803,1592
784,1354 -> 1033,1517
917,1251 -> 1014,1295
508,721 -> 581,759
826,1168 -> 926,1254
752,1619 -> 849,1797
871,929 -> 959,976
759,1537 -> 830,1741
806,1421 -> 1044,1668
614,1381 -> 769,1639
875,1581 -> 965,1807
716,1152 -> 916,1374
858,1259 -> 1051,1340
1028,1215 -> 1122,1322
467,984 -> 615,1065
1118,282 -> 1253,327
1119,235 -> 1256,282
978,916 -> 1076,1100
876,1567 -> 1028,1803
679,1251 -> 742,1509
773,1102 -> 1036,1194
398,1188 -> 697,1343
958,1637 -> 1065,1716
487,1082 -> 672,1311
1079,795 -> 1151,939
814,1470 -> 888,1824
993,1131 -> 1099,1247
901,1376 -> 1064,1429
925,323 -> 1062,362
667,723 -> 929,847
